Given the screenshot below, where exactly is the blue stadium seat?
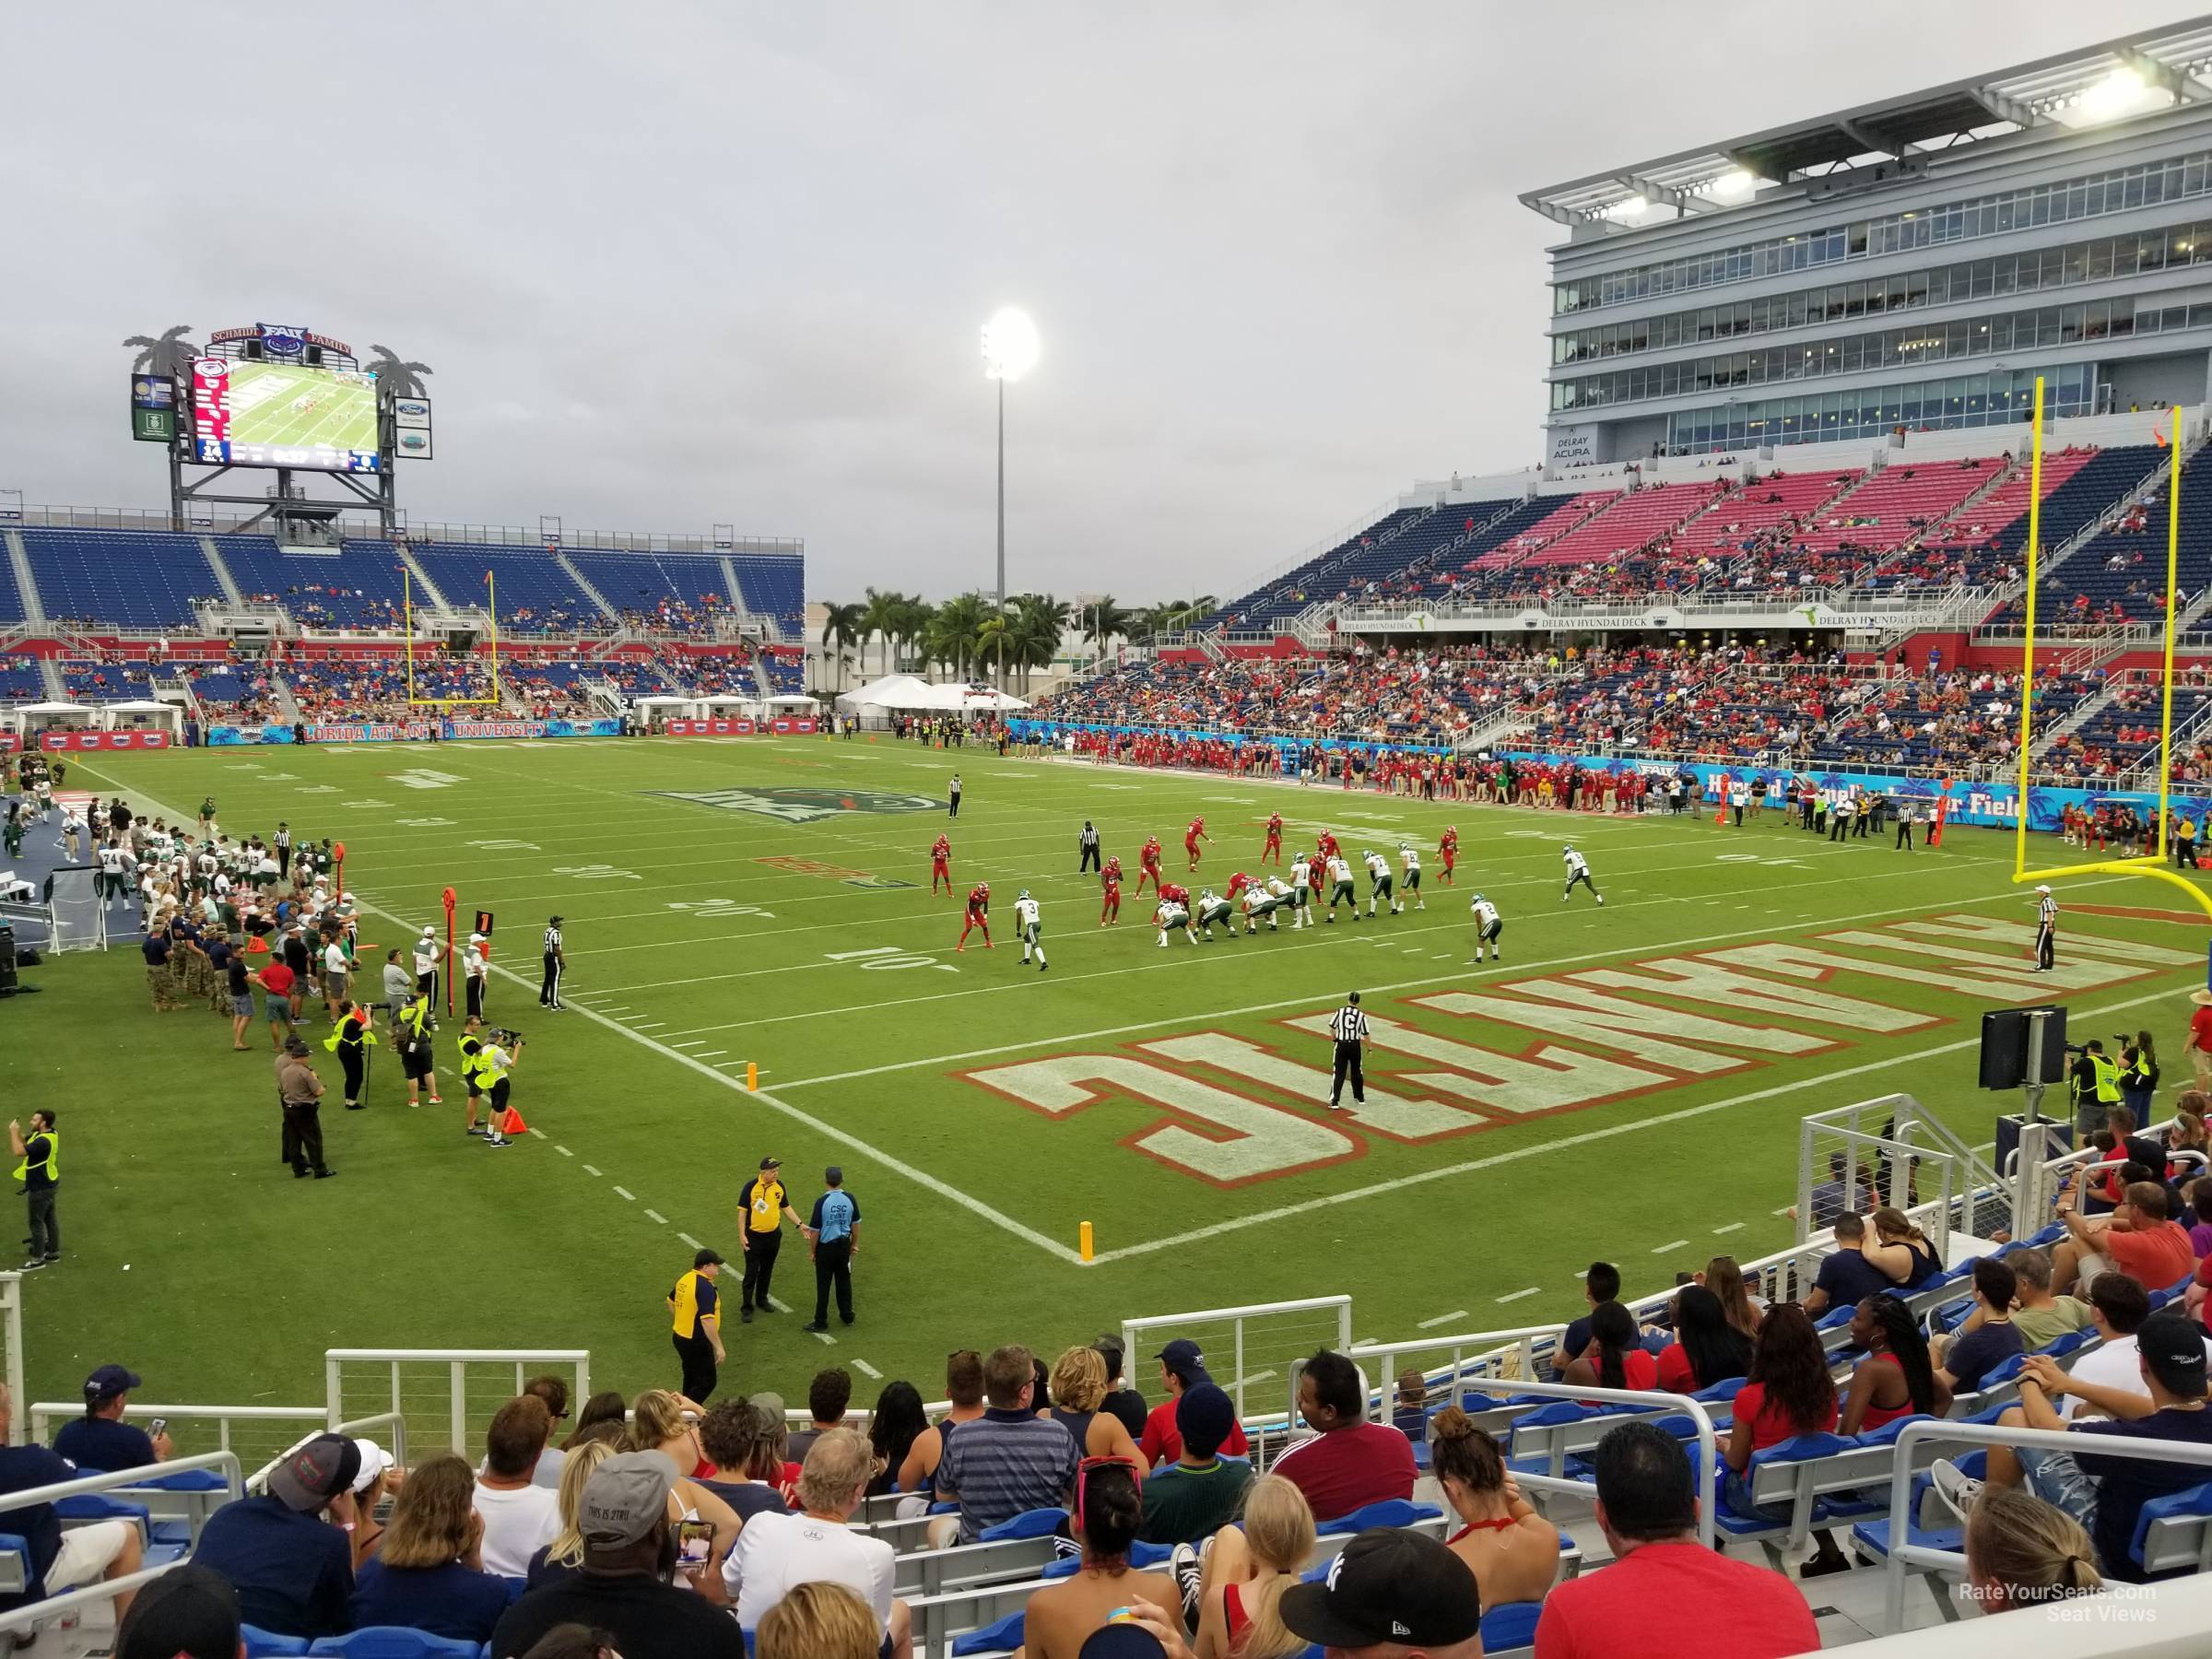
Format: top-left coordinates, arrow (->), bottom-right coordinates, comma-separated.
2132,1478 -> 2212,1572
218,538 -> 409,629
20,529 -> 220,629
1315,1499 -> 1441,1536
1482,1601 -> 1543,1655
306,1630 -> 483,1659
950,1608 -> 1025,1656
243,1630 -> 312,1658
1039,1538 -> 1172,1579
409,546 -> 598,633
975,1507 -> 1067,1541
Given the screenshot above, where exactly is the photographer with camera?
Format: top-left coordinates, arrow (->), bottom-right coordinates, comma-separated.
2066,1038 -> 2123,1139
476,1025 -> 524,1149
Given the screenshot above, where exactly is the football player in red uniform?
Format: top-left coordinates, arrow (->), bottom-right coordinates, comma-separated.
1261,811 -> 1284,865
1438,826 -> 1459,885
1185,816 -> 1212,872
1317,829 -> 1341,865
957,882 -> 993,950
1224,869 -> 1252,906
1158,880 -> 1191,909
1100,856 -> 1123,925
930,832 -> 953,895
1137,834 -> 1164,896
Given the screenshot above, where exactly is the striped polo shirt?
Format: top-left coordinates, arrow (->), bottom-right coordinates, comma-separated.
1329,1004 -> 1370,1044
938,1409 -> 1079,1542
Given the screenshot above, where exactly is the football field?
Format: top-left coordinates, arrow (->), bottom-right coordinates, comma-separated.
26,735 -> 2211,1422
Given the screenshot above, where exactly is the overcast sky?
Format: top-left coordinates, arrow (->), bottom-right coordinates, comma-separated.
2,3 -> 2196,606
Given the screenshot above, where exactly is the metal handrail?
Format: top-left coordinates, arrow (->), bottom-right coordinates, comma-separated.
0,1452 -> 243,1637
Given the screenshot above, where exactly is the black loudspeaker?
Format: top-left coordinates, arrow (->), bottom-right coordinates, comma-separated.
244,340 -> 264,361
1980,1006 -> 2068,1089
305,345 -> 324,366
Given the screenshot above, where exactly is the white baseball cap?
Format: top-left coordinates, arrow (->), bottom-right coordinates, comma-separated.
468,932 -> 487,944
350,1439 -> 393,1494
2036,884 -> 2051,894
420,925 -> 436,937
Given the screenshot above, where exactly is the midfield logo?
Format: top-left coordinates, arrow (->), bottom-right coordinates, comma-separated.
652,786 -> 939,823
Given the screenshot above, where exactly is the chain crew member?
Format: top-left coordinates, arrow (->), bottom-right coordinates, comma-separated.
669,1247 -> 727,1401
736,1156 -> 803,1324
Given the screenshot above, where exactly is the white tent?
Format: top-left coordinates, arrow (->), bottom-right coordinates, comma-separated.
5,701 -> 95,738
101,700 -> 184,738
836,675 -> 1030,714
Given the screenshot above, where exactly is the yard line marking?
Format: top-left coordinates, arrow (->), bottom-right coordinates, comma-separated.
1772,1206 -> 1795,1216
852,1359 -> 883,1380
1712,1222 -> 1746,1235
644,1208 -> 668,1224
582,1165 -> 603,1178
1494,1288 -> 1541,1304
670,1040 -> 706,1050
1084,971 -> 2176,1265
776,877 -> 2139,1090
1418,1310 -> 1471,1327
696,1050 -> 728,1059
631,1021 -> 667,1030
812,1330 -> 837,1345
557,1146 -> 574,1158
1652,1239 -> 1689,1253
678,1232 -> 704,1250
1240,1370 -> 1278,1387
613,1185 -> 636,1202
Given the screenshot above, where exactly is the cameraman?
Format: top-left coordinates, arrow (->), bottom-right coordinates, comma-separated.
2067,1038 -> 2122,1139
476,1027 -> 522,1149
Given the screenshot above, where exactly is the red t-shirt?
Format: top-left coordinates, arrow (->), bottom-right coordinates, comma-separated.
1730,1381 -> 1839,1453
1270,1421 -> 1417,1524
255,962 -> 295,997
2105,1220 -> 2196,1292
1137,1397 -> 1248,1468
2192,1006 -> 2212,1053
1534,1540 -> 1818,1659
1654,1343 -> 1696,1394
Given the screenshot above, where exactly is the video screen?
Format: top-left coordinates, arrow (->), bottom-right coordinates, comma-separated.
191,357 -> 381,473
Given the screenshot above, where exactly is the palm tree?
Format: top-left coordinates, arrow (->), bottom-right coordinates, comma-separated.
1008,594 -> 1069,694
366,347 -> 434,398
1079,597 -> 1132,660
888,595 -> 932,676
929,593 -> 990,679
861,586 -> 900,679
124,326 -> 196,379
820,601 -> 866,692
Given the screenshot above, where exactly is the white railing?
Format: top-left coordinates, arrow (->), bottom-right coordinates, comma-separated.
242,1409 -> 408,1494
324,1347 -> 592,1458
28,1402 -> 323,1472
1121,1296 -> 1350,1426
0,1453 -> 244,1638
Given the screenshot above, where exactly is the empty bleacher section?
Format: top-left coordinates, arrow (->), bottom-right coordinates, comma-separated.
729,551 -> 805,637
216,536 -> 410,629
0,658 -> 45,700
1202,507 -> 1430,629
1992,453 -> 2212,633
406,544 -> 600,633
18,529 -> 218,629
0,550 -> 24,626
566,550 -> 735,630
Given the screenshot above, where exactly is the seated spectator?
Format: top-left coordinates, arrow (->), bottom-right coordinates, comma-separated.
1271,1349 -> 1417,1523
934,1344 -> 1080,1544
696,1399 -> 791,1520
527,1374 -> 573,1490
491,1451 -> 746,1659
865,1381 -> 926,1499
349,1453 -> 516,1642
527,1437 -> 617,1589
0,1381 -> 145,1623
2054,1178 -> 2195,1295
1049,1346 -> 1148,1471
112,1563 -> 240,1659
476,1394 -> 563,1576
757,1581 -> 880,1659
191,1431 -> 356,1638
1428,1405 -> 1558,1607
2071,1272 -> 2212,1418
723,1429 -> 906,1655
1002,1457 -> 1174,1659
1964,1487 -> 2102,1613
1840,1294 -> 1947,1435
1095,1334 -> 1148,1439
1186,1473 -> 1312,1659
1858,1206 -> 1944,1289
1723,1304 -> 1839,1517
1802,1215 -> 1897,1315
1560,1302 -> 1657,1393
1933,1256 -> 2026,1394
1534,1421 -> 1818,1658
1653,1286 -> 1751,1394
566,1390 -> 629,1447
1552,1261 -> 1620,1378
895,1348 -> 987,1499
1135,1382 -> 1252,1546
1701,1254 -> 1766,1337
54,1362 -> 172,1473
787,1368 -> 851,1465
1280,1527 -> 1483,1658
346,1440 -> 396,1569
2006,1247 -> 2095,1350
1138,1340 -> 1251,1467
1392,1368 -> 1429,1441
1934,1313 -> 2212,1583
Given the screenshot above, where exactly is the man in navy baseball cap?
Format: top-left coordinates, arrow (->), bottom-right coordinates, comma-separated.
1140,1340 -> 1249,1467
56,1364 -> 171,1473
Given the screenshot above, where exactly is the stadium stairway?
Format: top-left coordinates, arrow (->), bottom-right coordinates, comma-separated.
2,531 -> 40,625
553,551 -> 622,626
197,536 -> 246,606
394,544 -> 451,611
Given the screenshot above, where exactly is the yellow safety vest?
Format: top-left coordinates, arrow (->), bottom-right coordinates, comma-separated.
477,1044 -> 510,1087
323,1014 -> 377,1053
398,1002 -> 432,1044
11,1133 -> 55,1184
456,1035 -> 484,1081
2091,1053 -> 2122,1104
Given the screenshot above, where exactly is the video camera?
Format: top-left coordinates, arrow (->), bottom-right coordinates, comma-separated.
488,1027 -> 525,1049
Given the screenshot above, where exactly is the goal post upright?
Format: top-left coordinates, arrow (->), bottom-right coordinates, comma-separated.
2010,375 -> 2044,883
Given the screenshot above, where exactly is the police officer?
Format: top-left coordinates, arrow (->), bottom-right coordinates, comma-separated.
736,1156 -> 803,1324
1326,991 -> 1370,1112
539,915 -> 565,1011
1077,820 -> 1101,875
802,1167 -> 861,1333
667,1247 -> 727,1402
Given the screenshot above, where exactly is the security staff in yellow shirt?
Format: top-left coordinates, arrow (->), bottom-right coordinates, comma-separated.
735,1156 -> 805,1324
668,1247 -> 727,1402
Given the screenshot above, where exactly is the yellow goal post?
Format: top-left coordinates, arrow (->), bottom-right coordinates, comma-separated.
401,566 -> 501,707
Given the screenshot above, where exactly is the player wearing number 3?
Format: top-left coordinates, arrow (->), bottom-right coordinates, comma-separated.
1016,890 -> 1047,972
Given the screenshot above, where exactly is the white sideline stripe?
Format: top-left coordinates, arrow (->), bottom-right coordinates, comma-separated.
613,1186 -> 636,1202
775,877 -> 2137,1091
1494,1288 -> 1540,1305
1652,1240 -> 1689,1253
1712,1222 -> 1747,1235
645,1208 -> 668,1225
582,1165 -> 603,1178
813,1331 -> 837,1346
1082,973 -> 2182,1265
1419,1310 -> 1471,1327
1241,1370 -> 1278,1387
852,1359 -> 883,1380
557,1146 -> 573,1158
679,1233 -> 704,1250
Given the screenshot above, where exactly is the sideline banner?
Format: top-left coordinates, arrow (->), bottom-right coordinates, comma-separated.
38,730 -> 171,752
770,716 -> 818,735
666,718 -> 756,735
0,733 -> 18,753
202,717 -> 617,746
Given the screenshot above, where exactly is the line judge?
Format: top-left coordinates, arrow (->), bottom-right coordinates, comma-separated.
540,914 -> 566,1011
1326,990 -> 1370,1112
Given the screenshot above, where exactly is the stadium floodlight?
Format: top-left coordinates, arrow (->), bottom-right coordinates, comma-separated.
982,307 -> 1041,383
2078,66 -> 2145,123
982,307 -> 1041,688
1712,170 -> 1756,198
1604,194 -> 1648,222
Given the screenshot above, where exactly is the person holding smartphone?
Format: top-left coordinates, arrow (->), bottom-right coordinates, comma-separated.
56,1365 -> 172,1474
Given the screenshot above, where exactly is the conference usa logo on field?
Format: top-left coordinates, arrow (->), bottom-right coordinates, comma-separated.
651,786 -> 939,823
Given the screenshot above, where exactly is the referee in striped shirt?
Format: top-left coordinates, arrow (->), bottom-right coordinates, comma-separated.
540,915 -> 567,1010
1327,992 -> 1369,1111
2033,885 -> 2056,972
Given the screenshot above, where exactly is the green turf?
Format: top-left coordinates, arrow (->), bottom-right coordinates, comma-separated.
18,735 -> 2207,1432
